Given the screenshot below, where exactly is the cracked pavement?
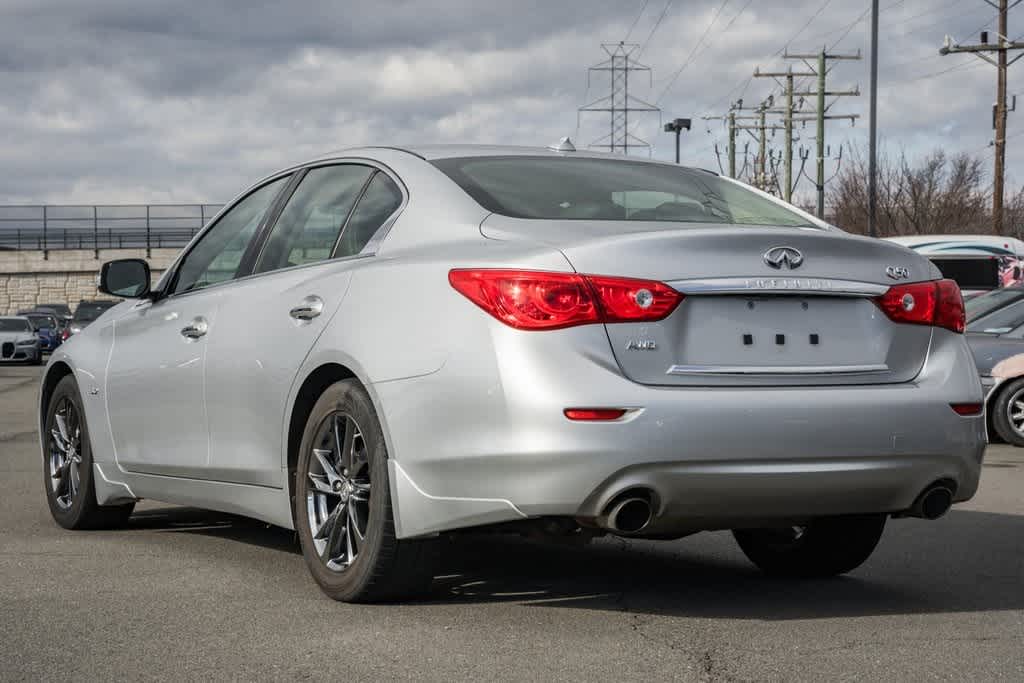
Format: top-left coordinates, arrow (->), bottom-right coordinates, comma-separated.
1,365 -> 1022,681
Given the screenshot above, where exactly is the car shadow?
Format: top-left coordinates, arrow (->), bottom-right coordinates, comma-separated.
127,506 -> 1024,620
126,506 -> 298,554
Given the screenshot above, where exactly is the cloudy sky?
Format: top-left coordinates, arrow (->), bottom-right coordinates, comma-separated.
1,0 -> 1020,204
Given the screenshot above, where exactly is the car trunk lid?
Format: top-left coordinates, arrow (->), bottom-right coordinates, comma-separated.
482,216 -> 938,387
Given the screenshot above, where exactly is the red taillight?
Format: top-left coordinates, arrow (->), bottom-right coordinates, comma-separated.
873,279 -> 965,333
950,403 -> 983,416
564,408 -> 628,421
448,269 -> 683,330
585,275 -> 683,322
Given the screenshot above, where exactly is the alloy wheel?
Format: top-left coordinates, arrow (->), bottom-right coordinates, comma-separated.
1007,387 -> 1024,437
49,397 -> 82,510
306,412 -> 371,572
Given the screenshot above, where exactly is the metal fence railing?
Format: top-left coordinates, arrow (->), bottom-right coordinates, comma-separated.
0,204 -> 224,257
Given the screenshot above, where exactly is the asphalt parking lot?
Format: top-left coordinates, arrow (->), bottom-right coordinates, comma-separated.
1,365 -> 1022,682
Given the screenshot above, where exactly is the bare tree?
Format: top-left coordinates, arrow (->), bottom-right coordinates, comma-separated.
827,144 -> 991,236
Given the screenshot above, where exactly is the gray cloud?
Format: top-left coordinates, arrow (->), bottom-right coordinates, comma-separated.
0,0 -> 1019,204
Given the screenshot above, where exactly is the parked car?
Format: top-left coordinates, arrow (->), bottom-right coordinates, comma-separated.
22,312 -> 62,352
35,303 -> 73,324
885,235 -> 1024,297
963,285 -> 1024,445
0,316 -> 42,365
66,299 -> 119,337
40,146 -> 985,602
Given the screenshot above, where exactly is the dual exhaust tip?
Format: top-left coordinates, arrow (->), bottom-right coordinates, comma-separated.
599,482 -> 956,534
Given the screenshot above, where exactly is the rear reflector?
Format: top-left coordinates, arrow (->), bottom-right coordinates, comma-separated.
873,279 -> 965,333
448,269 -> 683,330
564,408 -> 628,421
950,403 -> 983,416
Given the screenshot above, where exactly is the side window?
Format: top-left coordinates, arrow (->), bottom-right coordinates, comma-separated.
254,165 -> 373,274
171,176 -> 288,295
335,172 -> 404,258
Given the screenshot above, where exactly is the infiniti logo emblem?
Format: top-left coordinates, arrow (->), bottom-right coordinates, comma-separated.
763,246 -> 804,270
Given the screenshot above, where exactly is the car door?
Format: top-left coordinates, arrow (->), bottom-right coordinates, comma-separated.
107,174 -> 291,478
204,163 -> 405,486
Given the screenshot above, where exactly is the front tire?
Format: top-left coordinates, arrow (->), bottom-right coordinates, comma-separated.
294,379 -> 438,602
43,375 -> 135,529
991,377 -> 1024,447
733,514 -> 886,578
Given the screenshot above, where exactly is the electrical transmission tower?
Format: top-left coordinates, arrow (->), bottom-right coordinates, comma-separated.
940,0 -> 1024,233
578,42 -> 660,154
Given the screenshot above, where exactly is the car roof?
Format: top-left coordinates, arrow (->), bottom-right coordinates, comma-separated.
309,143 -> 712,170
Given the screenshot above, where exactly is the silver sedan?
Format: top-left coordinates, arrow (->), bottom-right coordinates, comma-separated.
39,145 -> 986,601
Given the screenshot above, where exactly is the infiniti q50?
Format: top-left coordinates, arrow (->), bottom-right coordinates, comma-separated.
40,145 -> 985,601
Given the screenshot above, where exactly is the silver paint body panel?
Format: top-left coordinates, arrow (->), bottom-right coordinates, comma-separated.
39,145 -> 986,538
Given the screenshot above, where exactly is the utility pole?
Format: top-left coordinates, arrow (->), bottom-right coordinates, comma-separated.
753,66 -> 816,202
663,118 -> 692,163
578,42 -> 661,154
727,99 -> 785,192
728,111 -> 737,178
784,49 -> 861,219
868,0 -> 880,238
940,1 -> 1024,233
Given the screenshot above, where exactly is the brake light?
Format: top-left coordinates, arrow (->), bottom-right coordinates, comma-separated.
448,269 -> 683,330
873,279 -> 965,333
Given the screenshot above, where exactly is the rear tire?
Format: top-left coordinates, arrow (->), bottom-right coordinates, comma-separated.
43,375 -> 135,530
733,514 -> 886,578
991,378 -> 1024,447
294,379 -> 438,602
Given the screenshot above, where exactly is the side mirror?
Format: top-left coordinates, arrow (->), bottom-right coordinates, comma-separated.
99,259 -> 151,299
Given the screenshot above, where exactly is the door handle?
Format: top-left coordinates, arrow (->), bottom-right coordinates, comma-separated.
180,318 -> 208,339
290,296 -> 324,321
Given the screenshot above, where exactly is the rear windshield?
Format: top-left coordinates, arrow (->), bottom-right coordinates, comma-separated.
74,302 -> 115,322
0,318 -> 31,333
431,156 -> 816,227
25,315 -> 55,331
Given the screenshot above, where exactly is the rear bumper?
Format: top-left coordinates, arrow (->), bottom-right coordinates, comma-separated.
374,324 -> 986,538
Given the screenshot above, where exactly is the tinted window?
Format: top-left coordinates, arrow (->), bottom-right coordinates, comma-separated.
171,176 -> 288,294
25,315 -> 56,330
255,165 -> 373,274
431,156 -> 815,227
336,172 -> 403,257
38,304 -> 71,317
0,318 -> 31,333
72,302 -> 117,323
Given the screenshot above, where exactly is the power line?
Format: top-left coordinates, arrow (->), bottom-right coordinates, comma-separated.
637,0 -> 674,59
623,0 -> 651,43
655,0 -> 732,104
778,0 -> 835,56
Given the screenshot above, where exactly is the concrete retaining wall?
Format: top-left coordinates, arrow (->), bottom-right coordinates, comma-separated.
0,249 -> 180,314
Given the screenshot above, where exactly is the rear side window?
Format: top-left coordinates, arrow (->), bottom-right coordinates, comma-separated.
431,156 -> 815,228
335,172 -> 403,258
255,165 -> 373,274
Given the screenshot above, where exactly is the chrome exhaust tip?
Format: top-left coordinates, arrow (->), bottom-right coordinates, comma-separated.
606,497 -> 653,533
